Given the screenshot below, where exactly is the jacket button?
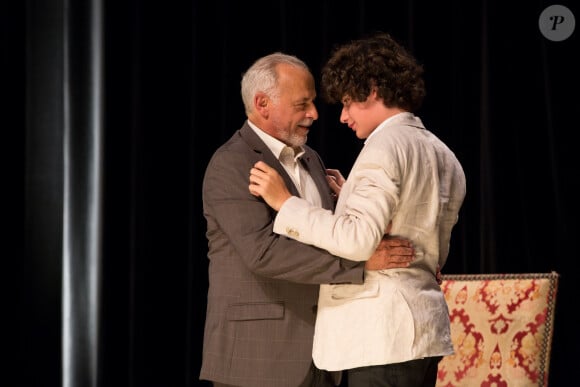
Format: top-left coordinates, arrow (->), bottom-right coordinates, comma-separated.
286,227 -> 299,238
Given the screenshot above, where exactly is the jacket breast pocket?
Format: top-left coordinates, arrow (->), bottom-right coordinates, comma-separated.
226,301 -> 285,321
330,281 -> 380,300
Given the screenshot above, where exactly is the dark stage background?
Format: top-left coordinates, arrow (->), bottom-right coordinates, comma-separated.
11,0 -> 577,386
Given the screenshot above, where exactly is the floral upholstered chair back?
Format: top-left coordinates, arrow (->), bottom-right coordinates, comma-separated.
436,272 -> 559,387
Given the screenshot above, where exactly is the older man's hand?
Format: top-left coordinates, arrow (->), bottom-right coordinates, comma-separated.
365,235 -> 415,270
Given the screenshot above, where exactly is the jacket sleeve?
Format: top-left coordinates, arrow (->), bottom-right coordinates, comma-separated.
273,140 -> 398,261
202,145 -> 364,285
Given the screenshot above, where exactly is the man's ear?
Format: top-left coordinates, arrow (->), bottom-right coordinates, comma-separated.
254,93 -> 269,117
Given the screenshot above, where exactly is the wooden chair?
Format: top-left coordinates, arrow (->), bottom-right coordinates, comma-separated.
436,272 -> 559,387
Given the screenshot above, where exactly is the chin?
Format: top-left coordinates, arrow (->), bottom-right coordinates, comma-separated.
290,135 -> 307,147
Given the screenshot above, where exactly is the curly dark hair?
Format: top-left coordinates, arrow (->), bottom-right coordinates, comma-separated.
321,32 -> 425,112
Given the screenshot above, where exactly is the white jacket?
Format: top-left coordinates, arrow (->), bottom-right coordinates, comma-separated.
273,112 -> 466,370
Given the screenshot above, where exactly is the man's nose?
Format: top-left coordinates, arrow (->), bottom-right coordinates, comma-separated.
307,105 -> 319,120
340,108 -> 348,123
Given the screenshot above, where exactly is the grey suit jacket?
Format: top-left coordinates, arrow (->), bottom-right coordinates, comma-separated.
199,122 -> 365,387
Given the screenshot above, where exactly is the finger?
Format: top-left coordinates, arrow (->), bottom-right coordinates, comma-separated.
384,261 -> 411,269
378,243 -> 413,253
388,256 -> 414,263
326,176 -> 341,193
248,184 -> 261,197
249,170 -> 263,183
392,246 -> 414,254
250,167 -> 266,179
326,176 -> 338,188
383,240 -> 413,248
254,160 -> 271,172
326,168 -> 339,177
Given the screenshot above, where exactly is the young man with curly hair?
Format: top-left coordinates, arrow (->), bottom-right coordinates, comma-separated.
249,33 -> 466,387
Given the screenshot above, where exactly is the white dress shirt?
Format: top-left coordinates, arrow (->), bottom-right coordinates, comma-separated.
248,120 -> 322,207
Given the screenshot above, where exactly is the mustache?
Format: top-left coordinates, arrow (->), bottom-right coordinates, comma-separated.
298,119 -> 314,127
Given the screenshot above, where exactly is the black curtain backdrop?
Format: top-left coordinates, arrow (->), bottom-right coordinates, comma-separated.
14,0 -> 577,386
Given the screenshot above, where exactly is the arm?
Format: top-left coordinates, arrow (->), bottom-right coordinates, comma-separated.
206,148 -> 364,285
250,160 -> 412,264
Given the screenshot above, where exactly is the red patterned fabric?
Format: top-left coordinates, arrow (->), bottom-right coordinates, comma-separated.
436,272 -> 559,387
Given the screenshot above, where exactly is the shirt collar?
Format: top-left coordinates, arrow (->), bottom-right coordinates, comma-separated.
365,111 -> 416,143
248,120 -> 305,161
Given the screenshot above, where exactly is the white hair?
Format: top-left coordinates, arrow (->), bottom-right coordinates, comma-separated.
240,52 -> 310,116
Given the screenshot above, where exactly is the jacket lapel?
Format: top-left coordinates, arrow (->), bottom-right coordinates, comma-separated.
239,123 -> 302,198
299,150 -> 335,210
